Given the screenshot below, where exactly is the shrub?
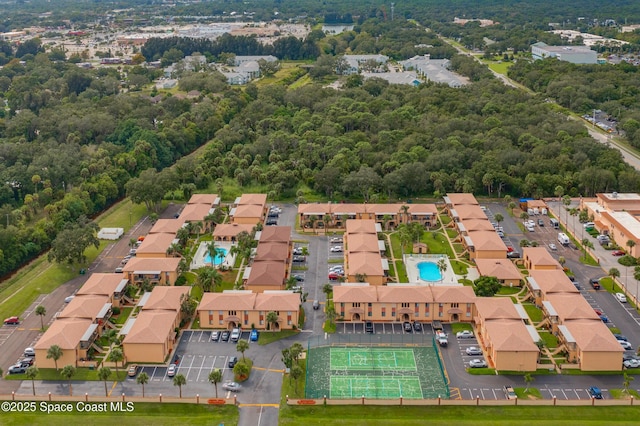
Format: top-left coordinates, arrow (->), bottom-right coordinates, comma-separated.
174,275 -> 187,286
111,306 -> 121,316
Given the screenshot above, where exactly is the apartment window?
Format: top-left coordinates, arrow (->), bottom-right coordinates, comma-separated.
368,303 -> 372,307
401,303 -> 410,308
381,307 -> 386,317
391,307 -> 396,317
229,310 -> 237,316
353,303 -> 361,308
451,303 -> 459,308
259,319 -> 264,325
368,311 -> 372,317
439,312 -> 443,317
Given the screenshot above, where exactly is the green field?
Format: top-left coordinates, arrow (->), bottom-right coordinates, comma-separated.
330,348 -> 417,371
279,405 -> 640,425
1,402 -> 238,426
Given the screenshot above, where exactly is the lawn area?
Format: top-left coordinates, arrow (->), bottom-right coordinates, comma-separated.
257,329 -> 299,345
450,323 -> 473,334
422,231 -> 454,257
523,303 -> 544,323
394,260 -> 408,282
610,389 -> 640,399
5,368 -> 127,381
450,260 -> 469,275
281,359 -> 307,399
496,286 -> 521,295
538,331 -> 559,349
514,387 -> 542,399
112,307 -> 133,325
2,403 -> 238,426
279,405 -> 640,425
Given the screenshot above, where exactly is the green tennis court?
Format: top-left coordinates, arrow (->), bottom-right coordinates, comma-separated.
330,376 -> 423,399
330,348 -> 417,370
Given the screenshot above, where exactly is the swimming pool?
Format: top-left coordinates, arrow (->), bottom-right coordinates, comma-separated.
417,261 -> 442,282
204,248 -> 228,266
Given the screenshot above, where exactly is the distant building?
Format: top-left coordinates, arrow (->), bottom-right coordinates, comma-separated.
531,42 -> 597,64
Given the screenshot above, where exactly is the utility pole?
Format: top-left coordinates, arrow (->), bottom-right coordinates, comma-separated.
391,3 -> 395,21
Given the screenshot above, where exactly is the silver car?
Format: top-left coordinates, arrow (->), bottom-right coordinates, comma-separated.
222,381 -> 241,392
469,359 -> 487,368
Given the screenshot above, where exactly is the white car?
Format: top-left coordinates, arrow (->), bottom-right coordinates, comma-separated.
466,347 -> 483,356
469,359 -> 487,368
615,293 -> 627,303
548,243 -> 557,251
624,359 -> 640,369
330,237 -> 343,243
222,381 -> 241,392
230,328 -> 241,342
167,364 -> 177,377
456,330 -> 474,339
619,340 -> 633,350
330,246 -> 343,253
64,295 -> 75,303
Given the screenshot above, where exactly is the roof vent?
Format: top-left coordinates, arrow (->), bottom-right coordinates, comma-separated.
612,192 -> 618,198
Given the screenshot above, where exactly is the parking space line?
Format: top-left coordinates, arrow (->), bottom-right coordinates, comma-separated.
194,355 -> 207,382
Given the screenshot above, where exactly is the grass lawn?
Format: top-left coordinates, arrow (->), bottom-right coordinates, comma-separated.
279,405 -> 640,425
439,214 -> 451,225
112,307 -> 133,325
394,260 -> 408,282
422,231 -> 454,257
281,359 -> 307,399
450,260 -> 469,275
515,387 -> 542,399
5,368 -> 127,381
1,402 -> 238,426
538,331 -> 559,349
496,286 -> 521,295
610,389 -> 640,399
257,329 -> 299,345
466,368 -> 496,375
323,319 -> 336,333
450,323 -> 473,333
523,303 -> 544,322
190,285 -> 203,301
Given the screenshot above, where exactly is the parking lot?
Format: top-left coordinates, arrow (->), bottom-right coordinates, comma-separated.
136,330 -> 248,385
459,386 -> 612,400
336,321 -> 432,335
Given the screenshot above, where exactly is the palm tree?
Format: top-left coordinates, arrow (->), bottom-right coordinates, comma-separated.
519,212 -> 529,221
494,213 -> 504,227
192,221 -> 203,238
98,367 -> 111,397
197,267 -> 222,292
266,311 -> 279,331
562,195 -> 572,226
382,214 -> 392,231
35,305 -> 46,330
623,372 -> 634,394
323,214 -> 332,230
524,372 -> 534,393
400,205 -> 410,224
25,366 -> 39,396
609,268 -> 620,281
355,273 -> 368,283
209,369 -> 222,398
46,345 -> 63,371
236,340 -> 249,360
627,239 -> 636,256
207,241 -> 218,267
397,223 -> 412,254
137,372 -> 149,397
322,284 -> 333,299
508,201 -> 517,214
173,374 -> 187,398
437,258 -> 448,283
290,343 -> 304,365
290,364 -> 303,393
108,347 -> 124,377
60,365 -> 76,396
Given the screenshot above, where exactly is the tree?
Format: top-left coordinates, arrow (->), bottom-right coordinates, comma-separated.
397,223 -> 413,254
627,239 -> 636,255
25,366 -> 39,396
108,347 -> 124,377
98,367 -> 112,397
206,241 -> 217,267
197,267 -> 222,292
35,305 -> 46,330
562,195 -> 572,226
209,369 -> 222,398
473,276 -> 501,297
524,372 -> 534,393
322,283 -> 333,299
60,365 -> 76,396
266,311 -> 278,331
137,372 -> 149,397
290,343 -> 304,365
609,268 -> 620,281
558,256 -> 566,268
47,216 -> 100,269
581,238 -> 594,260
519,212 -> 529,221
47,345 -> 63,371
508,201 -> 517,214
623,372 -> 634,394
281,348 -> 293,370
233,361 -> 250,381
290,364 -> 303,392
125,168 -> 178,212
236,340 -> 249,360
173,374 -> 187,398
437,258 -> 448,283
494,213 -> 504,226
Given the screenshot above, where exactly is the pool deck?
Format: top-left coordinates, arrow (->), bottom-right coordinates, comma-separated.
403,254 -> 459,286
190,241 -> 236,270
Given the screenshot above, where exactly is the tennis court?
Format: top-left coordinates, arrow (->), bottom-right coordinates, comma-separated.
330,348 -> 417,371
306,337 -> 449,400
330,375 -> 423,399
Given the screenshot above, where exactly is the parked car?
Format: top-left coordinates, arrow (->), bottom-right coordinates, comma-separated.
330,237 -> 343,244
624,359 -> 640,369
167,364 -> 176,377
538,219 -> 544,226
23,347 -> 35,357
127,364 -> 138,377
250,329 -> 259,342
612,250 -> 626,256
266,219 -> 278,226
313,300 -> 320,310
64,295 -> 75,303
222,381 -> 241,392
436,331 -> 448,347
114,267 -> 124,273
3,316 -> 19,325
365,321 -> 374,334
330,246 -> 343,253
293,247 -> 303,255
230,328 -> 241,342
506,251 -> 521,259
221,330 -> 230,342
328,272 -> 342,280
292,255 -> 305,262
590,278 -> 601,290
456,330 -> 474,339
504,385 -> 517,400
403,322 -> 413,332
20,357 -> 34,367
413,321 -> 422,332
228,356 -> 238,368
588,386 -> 603,399
466,347 -> 483,356
8,364 -> 27,374
619,340 -> 633,350
548,243 -> 557,251
129,249 -> 137,256
614,334 -> 628,342
615,293 -> 627,302
469,359 -> 487,368
211,331 -> 220,342
292,274 -> 304,282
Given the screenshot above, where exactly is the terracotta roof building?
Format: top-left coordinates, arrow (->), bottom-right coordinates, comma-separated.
474,259 -> 522,287
34,318 -> 98,369
122,257 -> 181,286
76,273 -> 128,307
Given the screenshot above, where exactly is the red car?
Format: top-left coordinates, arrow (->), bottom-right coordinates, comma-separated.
328,272 -> 341,280
612,250 -> 625,256
507,246 -> 514,253
3,316 -> 20,325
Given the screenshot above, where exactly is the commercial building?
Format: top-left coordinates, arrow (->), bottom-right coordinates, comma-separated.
531,42 -> 597,64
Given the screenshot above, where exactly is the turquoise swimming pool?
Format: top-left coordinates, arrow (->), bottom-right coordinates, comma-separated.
417,261 -> 442,281
204,248 -> 228,266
